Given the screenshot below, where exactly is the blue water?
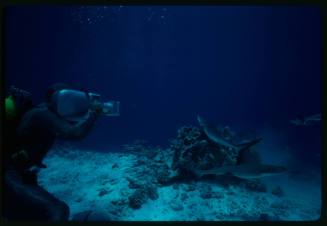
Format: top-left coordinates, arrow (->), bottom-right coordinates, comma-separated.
5,6 -> 321,168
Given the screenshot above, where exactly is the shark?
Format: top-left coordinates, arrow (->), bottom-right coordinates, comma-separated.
193,163 -> 287,179
290,113 -> 321,126
195,115 -> 287,179
197,115 -> 262,151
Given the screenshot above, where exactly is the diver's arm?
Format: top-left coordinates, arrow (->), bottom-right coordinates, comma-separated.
44,109 -> 99,140
59,111 -> 98,140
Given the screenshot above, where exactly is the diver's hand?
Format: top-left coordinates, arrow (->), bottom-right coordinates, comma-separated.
89,109 -> 101,118
90,100 -> 103,115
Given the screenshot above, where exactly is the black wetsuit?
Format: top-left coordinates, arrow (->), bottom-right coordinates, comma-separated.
3,103 -> 98,221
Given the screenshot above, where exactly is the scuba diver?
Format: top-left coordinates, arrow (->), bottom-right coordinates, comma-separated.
3,83 -> 119,221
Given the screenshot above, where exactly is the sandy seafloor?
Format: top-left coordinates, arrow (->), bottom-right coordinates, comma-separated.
38,143 -> 321,221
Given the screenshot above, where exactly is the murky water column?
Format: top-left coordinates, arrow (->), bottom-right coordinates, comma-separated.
69,6 -> 169,26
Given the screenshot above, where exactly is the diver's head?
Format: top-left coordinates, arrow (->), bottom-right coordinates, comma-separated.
46,83 -> 91,122
45,83 -> 72,103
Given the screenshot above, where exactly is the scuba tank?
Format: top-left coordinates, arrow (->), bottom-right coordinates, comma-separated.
4,86 -> 33,160
5,86 -> 33,120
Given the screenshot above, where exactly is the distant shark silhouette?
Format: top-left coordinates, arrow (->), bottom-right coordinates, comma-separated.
290,113 -> 321,126
195,115 -> 287,179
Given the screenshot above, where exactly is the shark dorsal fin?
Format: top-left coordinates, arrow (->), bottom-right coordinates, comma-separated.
236,148 -> 261,165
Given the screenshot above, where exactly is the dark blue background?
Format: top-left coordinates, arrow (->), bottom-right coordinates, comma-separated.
5,6 -> 321,165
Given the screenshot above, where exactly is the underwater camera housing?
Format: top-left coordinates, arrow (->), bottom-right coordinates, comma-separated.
52,89 -> 120,122
88,92 -> 120,116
